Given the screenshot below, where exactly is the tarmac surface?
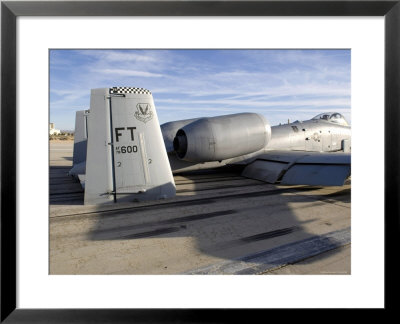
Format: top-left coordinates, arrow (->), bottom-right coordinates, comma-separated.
49,140 -> 351,275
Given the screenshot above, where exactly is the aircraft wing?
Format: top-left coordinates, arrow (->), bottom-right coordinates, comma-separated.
238,150 -> 351,186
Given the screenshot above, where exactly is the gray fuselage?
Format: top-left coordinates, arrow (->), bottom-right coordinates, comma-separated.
268,119 -> 351,152
163,114 -> 351,173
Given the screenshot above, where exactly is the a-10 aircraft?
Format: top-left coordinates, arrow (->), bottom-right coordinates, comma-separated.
69,87 -> 351,205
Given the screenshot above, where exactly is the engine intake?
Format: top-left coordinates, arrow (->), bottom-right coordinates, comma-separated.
173,113 -> 271,162
173,129 -> 188,158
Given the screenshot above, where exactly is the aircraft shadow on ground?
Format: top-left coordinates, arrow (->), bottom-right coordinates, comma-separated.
82,167 -> 351,273
49,165 -> 84,205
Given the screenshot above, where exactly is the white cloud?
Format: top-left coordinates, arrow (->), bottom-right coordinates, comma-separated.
97,69 -> 164,78
50,49 -> 351,128
155,97 -> 349,108
75,50 -> 157,63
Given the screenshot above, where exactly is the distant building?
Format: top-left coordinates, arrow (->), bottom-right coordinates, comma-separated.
50,123 -> 61,135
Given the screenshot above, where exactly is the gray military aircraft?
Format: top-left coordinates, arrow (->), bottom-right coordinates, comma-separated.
69,87 -> 351,205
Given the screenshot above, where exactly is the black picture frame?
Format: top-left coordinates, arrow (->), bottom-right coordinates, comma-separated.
1,0 -> 398,321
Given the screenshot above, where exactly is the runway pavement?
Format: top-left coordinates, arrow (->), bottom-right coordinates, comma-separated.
49,140 -> 351,275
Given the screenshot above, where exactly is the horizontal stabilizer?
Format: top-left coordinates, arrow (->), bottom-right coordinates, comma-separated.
241,150 -> 350,186
78,174 -> 86,189
68,161 -> 86,178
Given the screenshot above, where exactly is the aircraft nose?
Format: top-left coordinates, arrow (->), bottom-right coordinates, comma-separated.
173,129 -> 188,159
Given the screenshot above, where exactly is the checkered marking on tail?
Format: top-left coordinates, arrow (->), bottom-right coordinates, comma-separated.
109,87 -> 152,95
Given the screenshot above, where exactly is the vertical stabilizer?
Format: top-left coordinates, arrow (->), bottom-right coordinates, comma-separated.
84,87 -> 176,205
69,110 -> 88,178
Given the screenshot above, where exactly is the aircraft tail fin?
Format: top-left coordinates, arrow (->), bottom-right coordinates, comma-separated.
83,87 -> 176,205
69,110 -> 88,180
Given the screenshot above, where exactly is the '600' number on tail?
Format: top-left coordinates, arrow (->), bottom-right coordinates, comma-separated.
115,145 -> 138,154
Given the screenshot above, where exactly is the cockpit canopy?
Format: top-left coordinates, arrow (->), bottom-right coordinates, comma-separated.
312,112 -> 349,126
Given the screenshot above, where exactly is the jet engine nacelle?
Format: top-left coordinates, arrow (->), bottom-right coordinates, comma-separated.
173,113 -> 271,162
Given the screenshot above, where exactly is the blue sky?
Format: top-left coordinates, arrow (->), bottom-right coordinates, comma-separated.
50,49 -> 351,131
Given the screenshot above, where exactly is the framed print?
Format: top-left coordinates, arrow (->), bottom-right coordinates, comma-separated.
1,0 -> 399,321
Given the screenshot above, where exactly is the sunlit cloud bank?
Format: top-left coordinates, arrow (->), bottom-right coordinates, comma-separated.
50,49 -> 350,130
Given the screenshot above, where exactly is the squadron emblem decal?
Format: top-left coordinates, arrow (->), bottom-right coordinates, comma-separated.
134,103 -> 153,123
